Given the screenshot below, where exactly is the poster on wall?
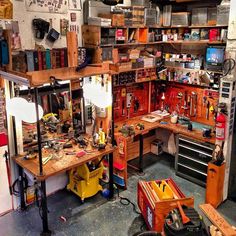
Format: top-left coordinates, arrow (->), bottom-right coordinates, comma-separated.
25,0 -> 68,14
69,0 -> 81,11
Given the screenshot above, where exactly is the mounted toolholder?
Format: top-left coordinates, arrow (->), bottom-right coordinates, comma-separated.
32,18 -> 50,40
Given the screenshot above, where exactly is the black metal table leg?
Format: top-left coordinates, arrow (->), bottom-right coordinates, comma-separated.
34,88 -> 51,235
40,180 -> 51,236
139,134 -> 144,173
108,152 -> 114,199
18,165 -> 26,210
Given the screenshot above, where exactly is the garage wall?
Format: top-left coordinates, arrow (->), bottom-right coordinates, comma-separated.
13,0 -> 84,49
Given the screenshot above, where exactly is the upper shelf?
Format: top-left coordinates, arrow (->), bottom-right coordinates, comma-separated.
93,25 -> 228,29
100,40 -> 226,47
0,64 -> 110,87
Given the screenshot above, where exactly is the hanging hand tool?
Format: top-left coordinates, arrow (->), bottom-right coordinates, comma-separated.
203,96 -> 207,107
190,92 -> 197,117
121,100 -> 125,116
193,92 -> 197,117
176,92 -> 183,114
206,101 -> 210,120
181,91 -> 189,116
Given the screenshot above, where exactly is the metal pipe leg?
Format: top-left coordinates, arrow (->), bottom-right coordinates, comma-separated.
139,134 -> 144,173
18,165 -> 26,210
108,153 -> 114,199
40,180 -> 51,236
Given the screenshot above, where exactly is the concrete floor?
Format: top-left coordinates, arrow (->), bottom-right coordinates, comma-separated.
0,153 -> 236,236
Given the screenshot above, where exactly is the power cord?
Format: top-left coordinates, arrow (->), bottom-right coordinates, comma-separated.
34,182 -> 49,220
223,58 -> 236,76
12,176 -> 28,197
114,185 -> 141,215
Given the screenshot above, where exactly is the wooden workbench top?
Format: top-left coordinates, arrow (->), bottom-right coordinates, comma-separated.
115,116 -> 215,144
13,144 -> 116,181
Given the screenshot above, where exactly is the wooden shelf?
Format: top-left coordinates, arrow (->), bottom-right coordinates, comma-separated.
156,25 -> 228,29
101,41 -> 163,47
3,64 -> 110,87
189,25 -> 228,28
165,65 -> 223,74
100,40 -> 226,47
113,77 -> 156,87
97,25 -> 228,29
163,40 -> 226,45
111,66 -> 157,74
167,80 -> 217,89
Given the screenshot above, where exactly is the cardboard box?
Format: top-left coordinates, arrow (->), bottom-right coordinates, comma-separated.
98,13 -> 125,26
88,17 -> 111,27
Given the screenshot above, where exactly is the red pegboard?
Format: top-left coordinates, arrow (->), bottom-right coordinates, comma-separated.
150,82 -> 218,126
114,83 -> 149,122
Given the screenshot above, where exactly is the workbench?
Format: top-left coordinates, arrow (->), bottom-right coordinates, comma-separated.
13,144 -> 115,181
113,115 -> 215,188
13,143 -> 115,234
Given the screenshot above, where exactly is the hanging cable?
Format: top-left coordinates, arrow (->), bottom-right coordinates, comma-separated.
223,58 -> 236,76
114,185 -> 141,215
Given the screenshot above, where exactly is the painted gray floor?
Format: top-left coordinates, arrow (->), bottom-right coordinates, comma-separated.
0,153 -> 236,236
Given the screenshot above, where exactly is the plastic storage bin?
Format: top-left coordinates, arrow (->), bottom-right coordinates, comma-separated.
67,158 -> 104,201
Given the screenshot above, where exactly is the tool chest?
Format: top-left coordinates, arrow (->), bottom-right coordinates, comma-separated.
137,178 -> 194,233
176,135 -> 214,186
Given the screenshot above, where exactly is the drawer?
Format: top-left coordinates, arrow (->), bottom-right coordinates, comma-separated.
177,163 -> 207,185
179,145 -> 212,164
179,137 -> 213,154
178,155 -> 208,174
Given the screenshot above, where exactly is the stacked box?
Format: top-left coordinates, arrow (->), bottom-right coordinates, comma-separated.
123,6 -> 145,27
145,8 -> 157,26
88,17 -> 111,27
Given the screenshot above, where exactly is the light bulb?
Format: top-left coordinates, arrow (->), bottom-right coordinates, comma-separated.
91,88 -> 112,108
161,93 -> 165,100
6,97 -> 28,120
83,81 -> 112,108
20,102 -> 44,123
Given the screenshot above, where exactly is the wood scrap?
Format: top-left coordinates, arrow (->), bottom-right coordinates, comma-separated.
199,204 -> 236,236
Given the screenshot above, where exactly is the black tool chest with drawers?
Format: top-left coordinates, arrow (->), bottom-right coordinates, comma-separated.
175,135 -> 214,186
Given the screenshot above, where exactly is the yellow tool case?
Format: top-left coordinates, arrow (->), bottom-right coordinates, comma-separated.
67,158 -> 104,201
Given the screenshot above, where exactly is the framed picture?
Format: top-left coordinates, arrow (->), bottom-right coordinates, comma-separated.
69,0 -> 82,11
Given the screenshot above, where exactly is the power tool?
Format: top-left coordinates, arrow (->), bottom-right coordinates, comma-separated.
164,206 -> 209,236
